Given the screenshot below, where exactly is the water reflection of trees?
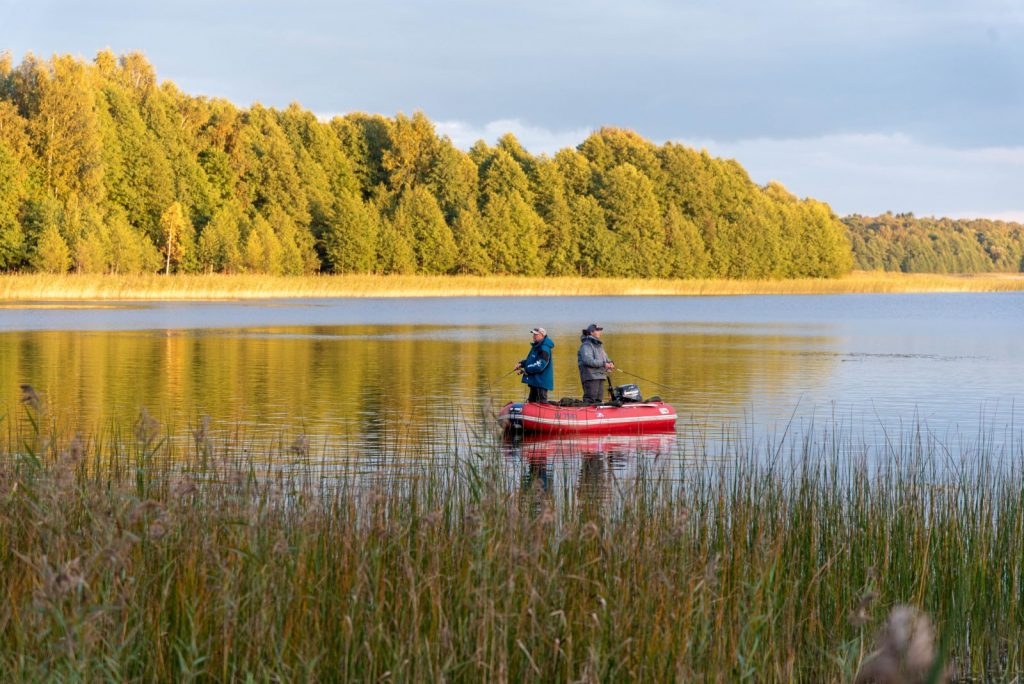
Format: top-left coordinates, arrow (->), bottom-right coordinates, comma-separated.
0,325 -> 835,465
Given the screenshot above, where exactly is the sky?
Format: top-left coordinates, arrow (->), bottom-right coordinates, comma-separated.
5,0 -> 1024,221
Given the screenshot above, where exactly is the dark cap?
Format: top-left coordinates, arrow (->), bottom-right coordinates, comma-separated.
529,327 -> 546,336
585,324 -> 603,333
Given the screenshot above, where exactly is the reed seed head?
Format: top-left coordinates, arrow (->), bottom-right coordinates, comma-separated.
289,434 -> 310,457
855,605 -> 949,684
192,414 -> 211,446
849,589 -> 880,628
133,407 -> 160,444
19,383 -> 41,411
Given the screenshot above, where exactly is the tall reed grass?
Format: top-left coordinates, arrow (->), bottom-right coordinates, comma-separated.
1,404 -> 1021,681
2,271 -> 1023,301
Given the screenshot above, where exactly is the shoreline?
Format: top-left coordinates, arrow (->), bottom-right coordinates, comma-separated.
1,271 -> 1023,301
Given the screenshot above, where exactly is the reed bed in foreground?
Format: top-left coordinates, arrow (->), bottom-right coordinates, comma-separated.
1,410 -> 1023,681
1,270 -> 1023,301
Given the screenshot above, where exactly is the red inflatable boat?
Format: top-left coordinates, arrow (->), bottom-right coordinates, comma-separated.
498,399 -> 677,435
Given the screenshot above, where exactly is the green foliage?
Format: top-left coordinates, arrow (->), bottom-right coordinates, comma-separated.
19,195 -> 62,264
376,214 -> 417,275
597,163 -> 668,278
0,99 -> 33,160
319,190 -> 379,274
31,223 -> 71,273
449,209 -> 491,275
243,213 -> 285,274
72,206 -> 110,273
106,207 -> 162,274
664,203 -> 709,278
383,111 -> 439,194
572,194 -> 617,276
0,139 -> 29,269
390,185 -> 457,274
334,112 -> 392,202
795,199 -> 853,277
15,50 -> 1017,280
159,201 -> 194,274
481,193 -> 544,276
844,213 -> 1023,274
196,200 -> 244,273
478,148 -> 544,275
235,105 -> 310,229
31,55 -> 104,203
263,203 -> 319,275
98,78 -> 175,245
428,138 -> 478,224
580,126 -> 661,184
531,159 -> 580,276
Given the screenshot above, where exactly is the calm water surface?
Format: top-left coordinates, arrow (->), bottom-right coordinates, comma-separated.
2,293 -> 1022,484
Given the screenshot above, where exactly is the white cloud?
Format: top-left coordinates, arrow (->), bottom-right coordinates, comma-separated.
984,210 -> 1024,223
683,133 -> 1024,220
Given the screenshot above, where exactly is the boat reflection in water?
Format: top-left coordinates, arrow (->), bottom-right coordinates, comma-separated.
503,432 -> 678,503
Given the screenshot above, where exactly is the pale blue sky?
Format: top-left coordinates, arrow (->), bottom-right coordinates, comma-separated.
5,0 -> 1024,220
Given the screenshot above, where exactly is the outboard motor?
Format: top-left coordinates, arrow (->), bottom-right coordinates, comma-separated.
610,383 -> 643,403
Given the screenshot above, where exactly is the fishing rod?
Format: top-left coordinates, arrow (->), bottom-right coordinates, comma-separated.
611,367 -> 682,394
487,367 -> 521,391
482,367 -> 525,423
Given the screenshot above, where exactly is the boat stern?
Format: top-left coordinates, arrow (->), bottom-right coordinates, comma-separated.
498,401 -> 526,433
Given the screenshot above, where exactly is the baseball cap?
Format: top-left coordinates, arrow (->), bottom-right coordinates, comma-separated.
530,327 -> 546,336
585,324 -> 603,333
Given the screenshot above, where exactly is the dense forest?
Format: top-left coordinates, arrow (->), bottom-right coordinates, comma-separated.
844,213 -> 1024,273
0,50 -> 856,278
0,51 -> 1020,278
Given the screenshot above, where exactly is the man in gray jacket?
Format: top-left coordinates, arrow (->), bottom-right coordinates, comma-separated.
577,323 -> 615,403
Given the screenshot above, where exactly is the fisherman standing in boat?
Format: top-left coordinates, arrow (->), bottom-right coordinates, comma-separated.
515,327 -> 555,403
578,323 -> 615,403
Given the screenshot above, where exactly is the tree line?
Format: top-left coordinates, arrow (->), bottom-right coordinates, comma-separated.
0,50 -> 858,278
3,51 -> 1020,279
843,213 -> 1024,273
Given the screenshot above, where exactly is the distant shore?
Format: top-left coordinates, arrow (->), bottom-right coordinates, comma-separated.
1,271 -> 1023,301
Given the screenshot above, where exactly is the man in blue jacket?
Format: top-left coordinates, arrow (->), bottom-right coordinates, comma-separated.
516,327 -> 555,403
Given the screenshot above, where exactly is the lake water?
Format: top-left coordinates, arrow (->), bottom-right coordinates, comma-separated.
2,293 -> 1022,486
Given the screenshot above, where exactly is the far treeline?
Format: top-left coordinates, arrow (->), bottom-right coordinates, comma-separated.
0,51 -> 1020,280
844,213 -> 1024,274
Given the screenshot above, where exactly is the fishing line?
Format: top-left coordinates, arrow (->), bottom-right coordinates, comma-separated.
486,367 -> 521,392
612,368 -> 682,394
482,368 -> 524,424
